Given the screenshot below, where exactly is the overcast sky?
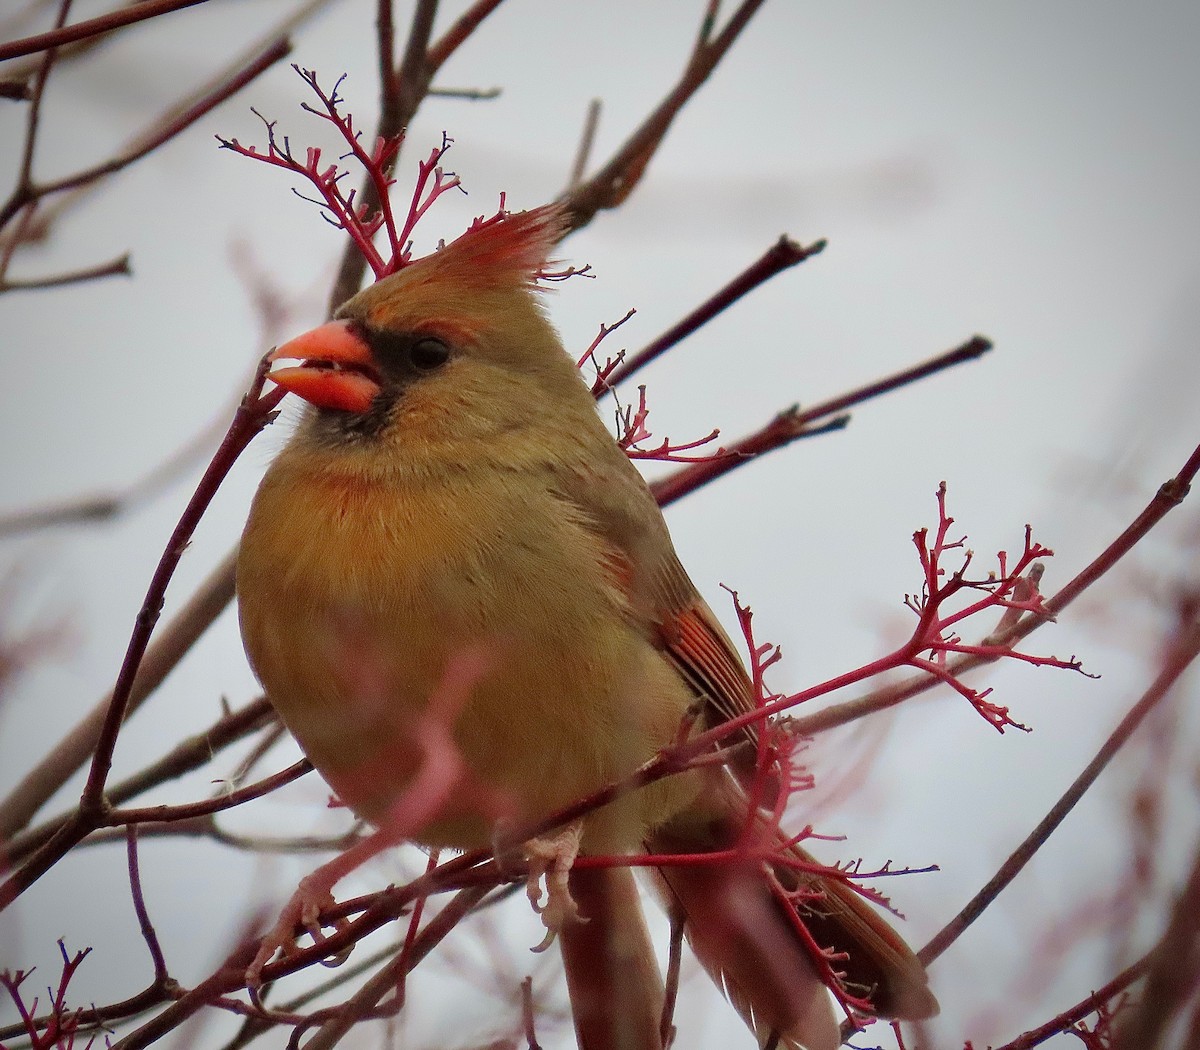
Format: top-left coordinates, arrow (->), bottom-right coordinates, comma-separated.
2,2 -> 1199,1046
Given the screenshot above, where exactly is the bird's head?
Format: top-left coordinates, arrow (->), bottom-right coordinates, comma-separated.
267,204 -> 592,452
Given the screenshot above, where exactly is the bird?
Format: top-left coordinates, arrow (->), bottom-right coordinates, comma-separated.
237,203 -> 937,1050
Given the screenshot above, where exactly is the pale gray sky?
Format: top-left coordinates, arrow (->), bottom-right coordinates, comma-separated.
2,2 -> 1199,1046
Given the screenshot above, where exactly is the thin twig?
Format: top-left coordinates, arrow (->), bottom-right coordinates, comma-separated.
108,759 -> 313,826
602,235 -> 827,392
0,250 -> 130,292
652,336 -> 992,507
126,826 -> 171,987
566,98 -> 601,190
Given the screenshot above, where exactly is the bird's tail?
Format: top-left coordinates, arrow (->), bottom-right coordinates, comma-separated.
646,784 -> 937,1050
560,865 -> 667,1050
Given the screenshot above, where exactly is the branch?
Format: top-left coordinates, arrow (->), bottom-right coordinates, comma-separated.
6,696 -> 275,864
0,0 -> 213,62
980,958 -> 1149,1050
795,438 -> 1200,736
0,1 -> 332,255
651,336 -> 991,506
0,363 -> 286,909
0,250 -> 130,292
559,0 -> 767,229
919,604 -> 1200,964
601,236 -> 826,391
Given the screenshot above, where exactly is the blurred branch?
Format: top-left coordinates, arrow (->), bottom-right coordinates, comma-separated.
566,97 -> 601,190
1113,839 -> 1200,1049
0,250 -> 130,291
0,33 -> 293,271
0,388 -> 240,536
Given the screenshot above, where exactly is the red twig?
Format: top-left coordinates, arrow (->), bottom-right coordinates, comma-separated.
578,307 -> 636,392
0,940 -> 93,1050
796,438 -> 1200,737
220,69 -> 485,279
992,959 -> 1148,1050
616,385 -> 727,464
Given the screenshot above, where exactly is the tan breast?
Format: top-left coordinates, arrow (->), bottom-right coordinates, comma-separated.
237,451 -> 700,851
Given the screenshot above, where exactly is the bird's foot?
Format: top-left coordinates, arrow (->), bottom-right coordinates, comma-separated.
246,872 -> 353,992
523,821 -> 584,952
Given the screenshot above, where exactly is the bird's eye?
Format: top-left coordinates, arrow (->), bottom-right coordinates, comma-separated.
410,337 -> 450,371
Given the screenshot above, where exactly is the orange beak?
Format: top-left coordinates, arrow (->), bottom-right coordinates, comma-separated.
267,320 -> 383,414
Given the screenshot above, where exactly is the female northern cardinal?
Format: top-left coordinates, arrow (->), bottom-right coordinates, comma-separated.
237,205 -> 936,1049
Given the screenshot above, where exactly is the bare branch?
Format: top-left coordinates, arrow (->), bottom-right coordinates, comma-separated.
920,605 -> 1200,964
652,335 -> 991,507
602,235 -> 827,392
559,0 -> 767,230
0,250 -> 130,291
796,438 -> 1200,736
0,0 -> 213,62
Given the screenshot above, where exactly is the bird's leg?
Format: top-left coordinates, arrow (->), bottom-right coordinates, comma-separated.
244,849 -> 361,991
523,819 -> 585,951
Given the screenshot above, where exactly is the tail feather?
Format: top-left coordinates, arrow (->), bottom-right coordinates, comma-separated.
652,853 -> 840,1050
647,782 -> 937,1047
560,865 -> 666,1050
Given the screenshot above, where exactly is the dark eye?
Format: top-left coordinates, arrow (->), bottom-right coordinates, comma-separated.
410,337 -> 450,371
